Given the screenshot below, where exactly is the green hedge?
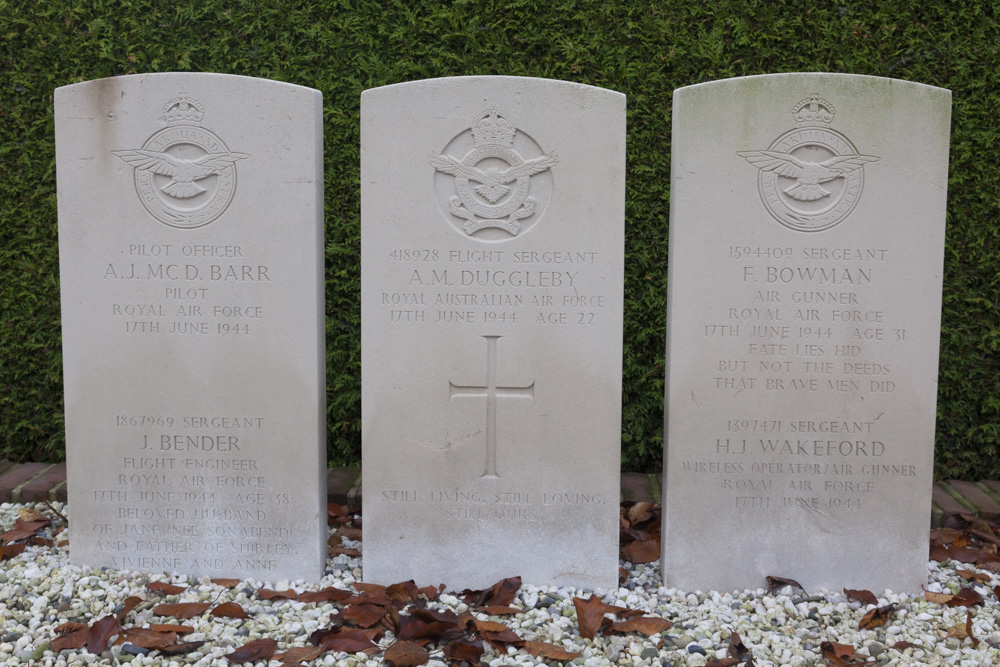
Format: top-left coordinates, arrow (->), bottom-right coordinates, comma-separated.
1,0 -> 998,477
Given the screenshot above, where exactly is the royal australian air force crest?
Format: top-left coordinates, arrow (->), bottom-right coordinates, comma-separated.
738,96 -> 879,232
113,96 -> 249,229
431,108 -> 556,241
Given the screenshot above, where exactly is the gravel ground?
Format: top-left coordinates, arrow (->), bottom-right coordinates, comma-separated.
0,501 -> 997,667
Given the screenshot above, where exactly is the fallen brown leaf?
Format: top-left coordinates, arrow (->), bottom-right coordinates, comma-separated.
945,588 -> 984,607
338,526 -> 364,541
211,578 -> 241,588
967,610 -> 979,648
274,645 -> 325,662
891,641 -> 917,650
766,575 -> 805,595
158,641 -> 205,655
151,602 -> 211,619
258,588 -> 298,600
316,627 -> 377,653
843,588 -> 879,606
604,615 -> 672,636
384,640 -> 429,666
442,637 -> 483,663
54,622 -> 89,634
622,537 -> 660,564
0,543 -> 26,559
51,628 -> 88,652
17,507 -> 49,522
328,502 -> 350,518
0,519 -> 48,543
859,604 -> 897,630
87,615 -> 119,655
523,640 -> 581,660
329,546 -> 363,557
150,624 -> 194,633
573,595 -> 607,640
116,596 -> 142,623
924,588 -> 954,604
385,580 -> 420,605
353,582 -> 387,596
956,569 -> 991,584
461,576 -> 521,607
299,587 -> 353,604
482,605 -> 525,615
628,502 -> 656,524
344,603 -> 388,628
225,638 -> 278,663
211,602 -> 249,619
120,628 -> 177,650
147,581 -> 188,595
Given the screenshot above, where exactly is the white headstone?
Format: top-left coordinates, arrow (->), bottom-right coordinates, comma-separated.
55,73 -> 326,581
361,77 -> 625,589
662,74 -> 950,592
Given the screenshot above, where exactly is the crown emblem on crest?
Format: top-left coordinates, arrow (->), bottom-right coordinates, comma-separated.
471,108 -> 516,147
792,95 -> 835,127
161,96 -> 205,125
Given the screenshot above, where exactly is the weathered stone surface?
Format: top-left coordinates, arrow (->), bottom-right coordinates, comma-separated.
56,73 -> 326,581
662,74 -> 950,593
362,76 -> 625,589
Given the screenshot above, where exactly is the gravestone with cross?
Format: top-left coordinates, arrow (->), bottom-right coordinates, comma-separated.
361,77 -> 626,589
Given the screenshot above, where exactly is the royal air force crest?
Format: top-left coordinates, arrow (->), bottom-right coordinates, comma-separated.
113,96 -> 249,229
738,96 -> 879,232
431,108 -> 556,240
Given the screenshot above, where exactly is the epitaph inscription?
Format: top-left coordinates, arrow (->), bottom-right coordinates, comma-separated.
363,77 -> 625,589
56,73 -> 326,581
662,74 -> 951,593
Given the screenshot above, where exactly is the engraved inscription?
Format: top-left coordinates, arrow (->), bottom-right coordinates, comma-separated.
113,96 -> 249,229
449,336 -> 534,479
738,96 -> 879,232
431,108 -> 556,241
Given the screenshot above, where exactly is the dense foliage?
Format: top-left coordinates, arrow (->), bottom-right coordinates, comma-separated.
1,0 -> 997,477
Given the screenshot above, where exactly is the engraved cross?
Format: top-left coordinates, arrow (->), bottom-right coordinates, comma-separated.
449,335 -> 534,479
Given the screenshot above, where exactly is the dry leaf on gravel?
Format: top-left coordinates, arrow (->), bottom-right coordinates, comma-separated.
224,638 -> 278,663
210,601 -> 249,619
843,588 -> 879,605
573,595 -> 608,639
383,640 -> 429,666
604,615 -> 672,636
159,641 -> 206,655
146,581 -> 187,595
523,640 -> 581,660
274,646 -> 325,663
151,602 -> 211,619
87,615 -> 119,655
859,604 -> 898,630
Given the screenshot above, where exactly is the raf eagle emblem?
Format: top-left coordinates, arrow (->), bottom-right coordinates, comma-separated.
736,150 -> 880,202
113,149 -> 250,199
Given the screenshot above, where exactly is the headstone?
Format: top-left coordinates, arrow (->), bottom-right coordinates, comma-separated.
55,73 -> 326,581
361,77 -> 625,589
662,74 -> 950,592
